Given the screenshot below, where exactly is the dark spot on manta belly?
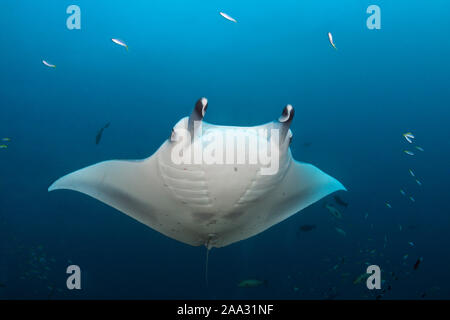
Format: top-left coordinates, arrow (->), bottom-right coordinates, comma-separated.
191,212 -> 215,222
224,210 -> 245,220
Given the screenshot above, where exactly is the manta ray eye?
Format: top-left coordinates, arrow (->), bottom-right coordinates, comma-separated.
289,135 -> 293,145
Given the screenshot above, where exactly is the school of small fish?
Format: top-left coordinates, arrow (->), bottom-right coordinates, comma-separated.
0,233 -> 68,298
398,132 -> 424,202
294,128 -> 429,299
0,137 -> 11,149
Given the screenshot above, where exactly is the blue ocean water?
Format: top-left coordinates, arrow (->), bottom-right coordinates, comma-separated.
1,0 -> 450,299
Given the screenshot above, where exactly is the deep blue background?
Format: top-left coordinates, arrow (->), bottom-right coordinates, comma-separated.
1,0 -> 449,299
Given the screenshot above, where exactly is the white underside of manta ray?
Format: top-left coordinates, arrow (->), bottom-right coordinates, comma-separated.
48,98 -> 346,249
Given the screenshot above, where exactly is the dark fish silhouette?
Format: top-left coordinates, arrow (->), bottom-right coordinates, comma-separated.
413,257 -> 423,270
333,195 -> 348,207
299,224 -> 317,232
96,122 -> 110,145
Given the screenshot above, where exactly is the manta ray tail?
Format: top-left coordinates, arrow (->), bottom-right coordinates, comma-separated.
205,234 -> 216,287
205,247 -> 210,287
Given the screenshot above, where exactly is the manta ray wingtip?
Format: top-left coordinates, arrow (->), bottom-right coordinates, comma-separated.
47,179 -> 61,192
333,180 -> 347,193
329,175 -> 347,193
47,171 -> 76,192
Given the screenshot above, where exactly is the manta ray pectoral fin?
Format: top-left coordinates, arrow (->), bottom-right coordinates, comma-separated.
47,156 -> 174,232
48,154 -> 205,247
269,160 -> 346,224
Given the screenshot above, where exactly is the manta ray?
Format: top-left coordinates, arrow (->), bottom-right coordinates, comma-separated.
49,98 -> 346,250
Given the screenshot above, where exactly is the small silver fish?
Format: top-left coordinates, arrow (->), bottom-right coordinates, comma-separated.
409,196 -> 415,202
219,12 -> 237,23
328,32 -> 337,49
111,38 -> 128,50
385,202 -> 392,208
325,204 -> 343,219
404,150 -> 415,156
353,272 -> 370,284
335,227 -> 346,236
400,189 -> 406,196
415,146 -> 424,152
403,132 -> 415,144
42,60 -> 56,68
409,169 -> 415,177
416,179 -> 422,186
